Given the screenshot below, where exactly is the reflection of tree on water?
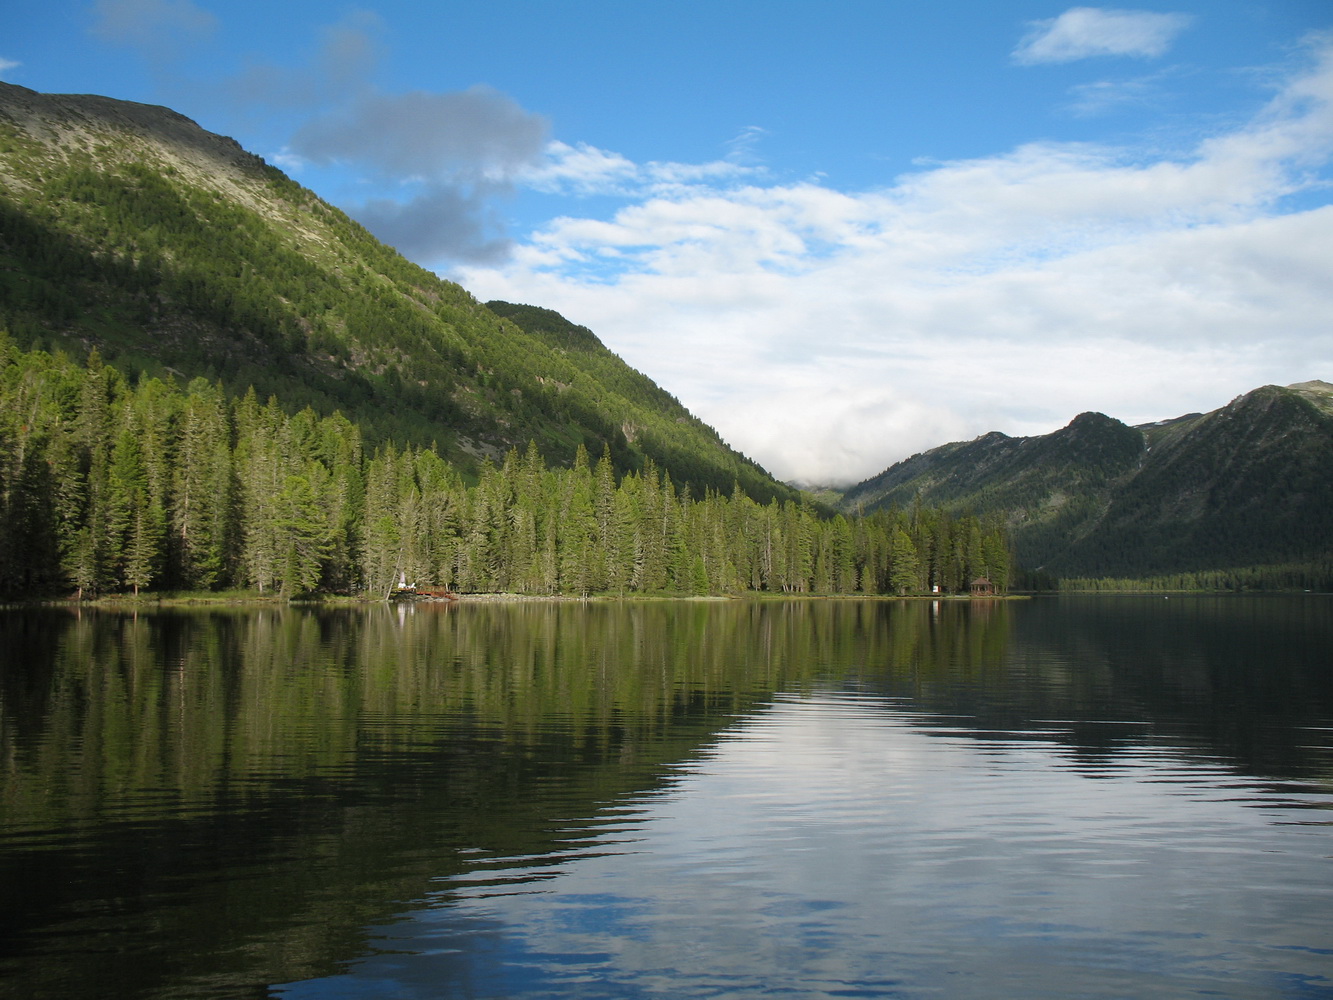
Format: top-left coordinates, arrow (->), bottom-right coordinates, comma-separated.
0,602 -> 856,997
0,597 -> 1327,998
851,596 -> 1333,784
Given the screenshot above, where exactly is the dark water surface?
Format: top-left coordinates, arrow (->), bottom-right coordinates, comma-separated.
1,596 -> 1330,998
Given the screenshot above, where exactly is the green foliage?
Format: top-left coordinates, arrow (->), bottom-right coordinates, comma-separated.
0,342 -> 1010,600
0,101 -> 799,506
888,529 -> 920,596
1057,562 -> 1333,593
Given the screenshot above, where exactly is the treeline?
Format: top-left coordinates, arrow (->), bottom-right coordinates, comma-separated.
0,340 -> 1010,599
1057,562 -> 1333,593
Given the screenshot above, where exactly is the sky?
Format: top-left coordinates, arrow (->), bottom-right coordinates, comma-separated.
5,1 -> 1333,485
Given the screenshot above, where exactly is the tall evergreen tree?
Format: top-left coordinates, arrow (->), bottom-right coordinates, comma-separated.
173,378 -> 233,589
889,529 -> 921,595
275,471 -> 332,596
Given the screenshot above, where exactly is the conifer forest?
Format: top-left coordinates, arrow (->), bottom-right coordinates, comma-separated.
0,340 -> 1010,600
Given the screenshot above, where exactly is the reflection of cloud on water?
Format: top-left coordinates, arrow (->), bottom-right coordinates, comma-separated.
278,689 -> 1332,998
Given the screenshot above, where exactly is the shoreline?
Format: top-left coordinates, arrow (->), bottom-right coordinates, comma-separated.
4,591 -> 1033,610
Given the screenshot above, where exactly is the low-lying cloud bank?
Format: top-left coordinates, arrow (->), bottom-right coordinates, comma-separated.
458,35 -> 1333,485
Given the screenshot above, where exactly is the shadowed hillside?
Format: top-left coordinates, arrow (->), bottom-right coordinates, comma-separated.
841,382 -> 1333,584
0,82 -> 794,504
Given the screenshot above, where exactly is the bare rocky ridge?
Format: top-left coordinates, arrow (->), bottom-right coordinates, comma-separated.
0,82 -> 260,184
0,82 -> 334,249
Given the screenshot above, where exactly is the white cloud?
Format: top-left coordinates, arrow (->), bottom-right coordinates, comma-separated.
267,148 -> 308,174
457,38 -> 1333,485
0,57 -> 20,80
520,140 -> 758,199
522,141 -> 640,194
1013,7 -> 1193,65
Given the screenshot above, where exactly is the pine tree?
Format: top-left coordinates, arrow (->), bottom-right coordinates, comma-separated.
72,349 -> 119,595
275,471 -> 332,596
109,426 -> 163,594
889,528 -> 921,595
172,378 -> 232,589
558,445 -> 597,596
234,392 -> 285,593
360,444 -> 405,597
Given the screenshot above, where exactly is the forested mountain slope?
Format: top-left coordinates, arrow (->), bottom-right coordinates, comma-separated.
0,82 -> 792,503
841,382 -> 1333,583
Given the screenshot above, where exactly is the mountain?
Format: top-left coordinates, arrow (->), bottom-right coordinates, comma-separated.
0,83 -> 794,503
841,382 -> 1333,582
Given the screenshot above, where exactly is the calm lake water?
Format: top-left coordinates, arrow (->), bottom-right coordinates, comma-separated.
1,596 -> 1330,999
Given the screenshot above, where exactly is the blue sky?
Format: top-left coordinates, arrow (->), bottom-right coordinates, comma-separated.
5,1 -> 1333,483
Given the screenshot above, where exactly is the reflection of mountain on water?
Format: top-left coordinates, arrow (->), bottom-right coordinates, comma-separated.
844,595 -> 1333,784
1,597 -> 1329,997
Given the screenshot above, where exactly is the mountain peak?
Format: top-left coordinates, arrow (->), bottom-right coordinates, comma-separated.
1066,410 -> 1118,428
0,82 -> 260,184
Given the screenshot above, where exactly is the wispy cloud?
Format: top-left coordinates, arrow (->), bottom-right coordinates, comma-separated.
1064,74 -> 1165,116
520,140 -> 757,199
224,10 -> 387,112
518,141 -> 639,195
0,57 -> 20,80
1013,7 -> 1193,65
460,37 -> 1333,484
89,0 -> 217,60
266,148 -> 308,174
725,125 -> 769,163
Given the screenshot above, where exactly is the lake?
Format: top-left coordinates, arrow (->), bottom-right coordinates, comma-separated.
1,596 -> 1330,999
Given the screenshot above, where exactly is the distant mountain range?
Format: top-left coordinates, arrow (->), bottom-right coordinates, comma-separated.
0,82 -> 794,505
841,381 -> 1333,582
